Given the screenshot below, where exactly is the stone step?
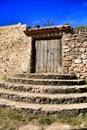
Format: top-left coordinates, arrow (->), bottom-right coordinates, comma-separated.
15,73 -> 77,79
0,81 -> 87,94
7,77 -> 86,86
0,98 -> 87,115
0,88 -> 87,104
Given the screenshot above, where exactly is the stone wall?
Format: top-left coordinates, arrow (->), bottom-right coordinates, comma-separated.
0,24 -> 87,80
0,24 -> 31,77
62,32 -> 87,80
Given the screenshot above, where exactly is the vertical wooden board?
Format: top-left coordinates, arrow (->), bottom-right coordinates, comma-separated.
56,39 -> 60,73
37,40 -> 40,72
53,39 -> 56,73
50,39 -> 53,73
56,39 -> 61,72
49,39 -> 61,73
58,39 -> 61,72
42,40 -> 44,72
36,40 -> 41,73
48,40 -> 51,72
38,40 -> 41,72
50,40 -> 54,72
39,40 -> 41,72
40,40 -> 44,72
56,39 -> 59,73
43,40 -> 47,72
50,40 -> 53,72
56,40 -> 58,73
53,40 -> 55,73
42,41 -> 45,72
35,40 -> 38,72
53,39 -> 57,73
49,40 -> 51,72
46,40 -> 48,72
47,40 -> 50,72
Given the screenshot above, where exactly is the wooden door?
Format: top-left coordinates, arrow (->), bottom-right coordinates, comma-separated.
35,39 -> 61,73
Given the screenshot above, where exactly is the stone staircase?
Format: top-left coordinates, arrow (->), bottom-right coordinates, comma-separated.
0,73 -> 87,115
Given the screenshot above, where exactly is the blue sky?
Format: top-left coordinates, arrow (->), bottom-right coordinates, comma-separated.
0,0 -> 87,27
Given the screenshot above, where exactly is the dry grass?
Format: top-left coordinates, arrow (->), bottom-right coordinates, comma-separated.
0,107 -> 87,130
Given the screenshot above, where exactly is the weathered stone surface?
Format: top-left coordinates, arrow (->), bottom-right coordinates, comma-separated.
1,88 -> 87,104
74,59 -> 82,64
81,54 -> 87,59
83,60 -> 87,64
0,24 -> 31,76
1,81 -> 87,94
62,32 -> 87,80
7,77 -> 86,86
0,98 -> 87,115
0,24 -> 87,80
63,61 -> 71,67
0,73 -> 86,115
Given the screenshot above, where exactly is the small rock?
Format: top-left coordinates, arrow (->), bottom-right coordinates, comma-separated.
74,59 -> 82,64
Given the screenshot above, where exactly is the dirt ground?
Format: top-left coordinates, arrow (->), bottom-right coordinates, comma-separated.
17,122 -> 75,130
17,121 -> 87,130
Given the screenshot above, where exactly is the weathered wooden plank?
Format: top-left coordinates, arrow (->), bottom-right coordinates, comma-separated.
48,40 -> 51,72
36,40 -> 41,73
38,40 -> 40,72
46,40 -> 50,72
50,40 -> 54,72
58,39 -> 61,73
42,40 -> 47,72
57,39 -> 61,73
38,40 -> 42,73
52,39 -> 55,73
35,40 -> 38,72
46,40 -> 48,72
35,39 -> 61,74
53,39 -> 57,73
40,40 -> 44,72
42,40 -> 45,72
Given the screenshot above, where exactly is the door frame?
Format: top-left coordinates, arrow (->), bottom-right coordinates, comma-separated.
30,36 -> 62,73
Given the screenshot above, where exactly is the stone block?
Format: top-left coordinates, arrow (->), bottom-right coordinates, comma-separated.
63,61 -> 71,67
81,54 -> 87,59
0,24 -> 31,76
63,48 -> 71,52
83,59 -> 87,64
74,59 -> 82,64
80,48 -> 86,53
